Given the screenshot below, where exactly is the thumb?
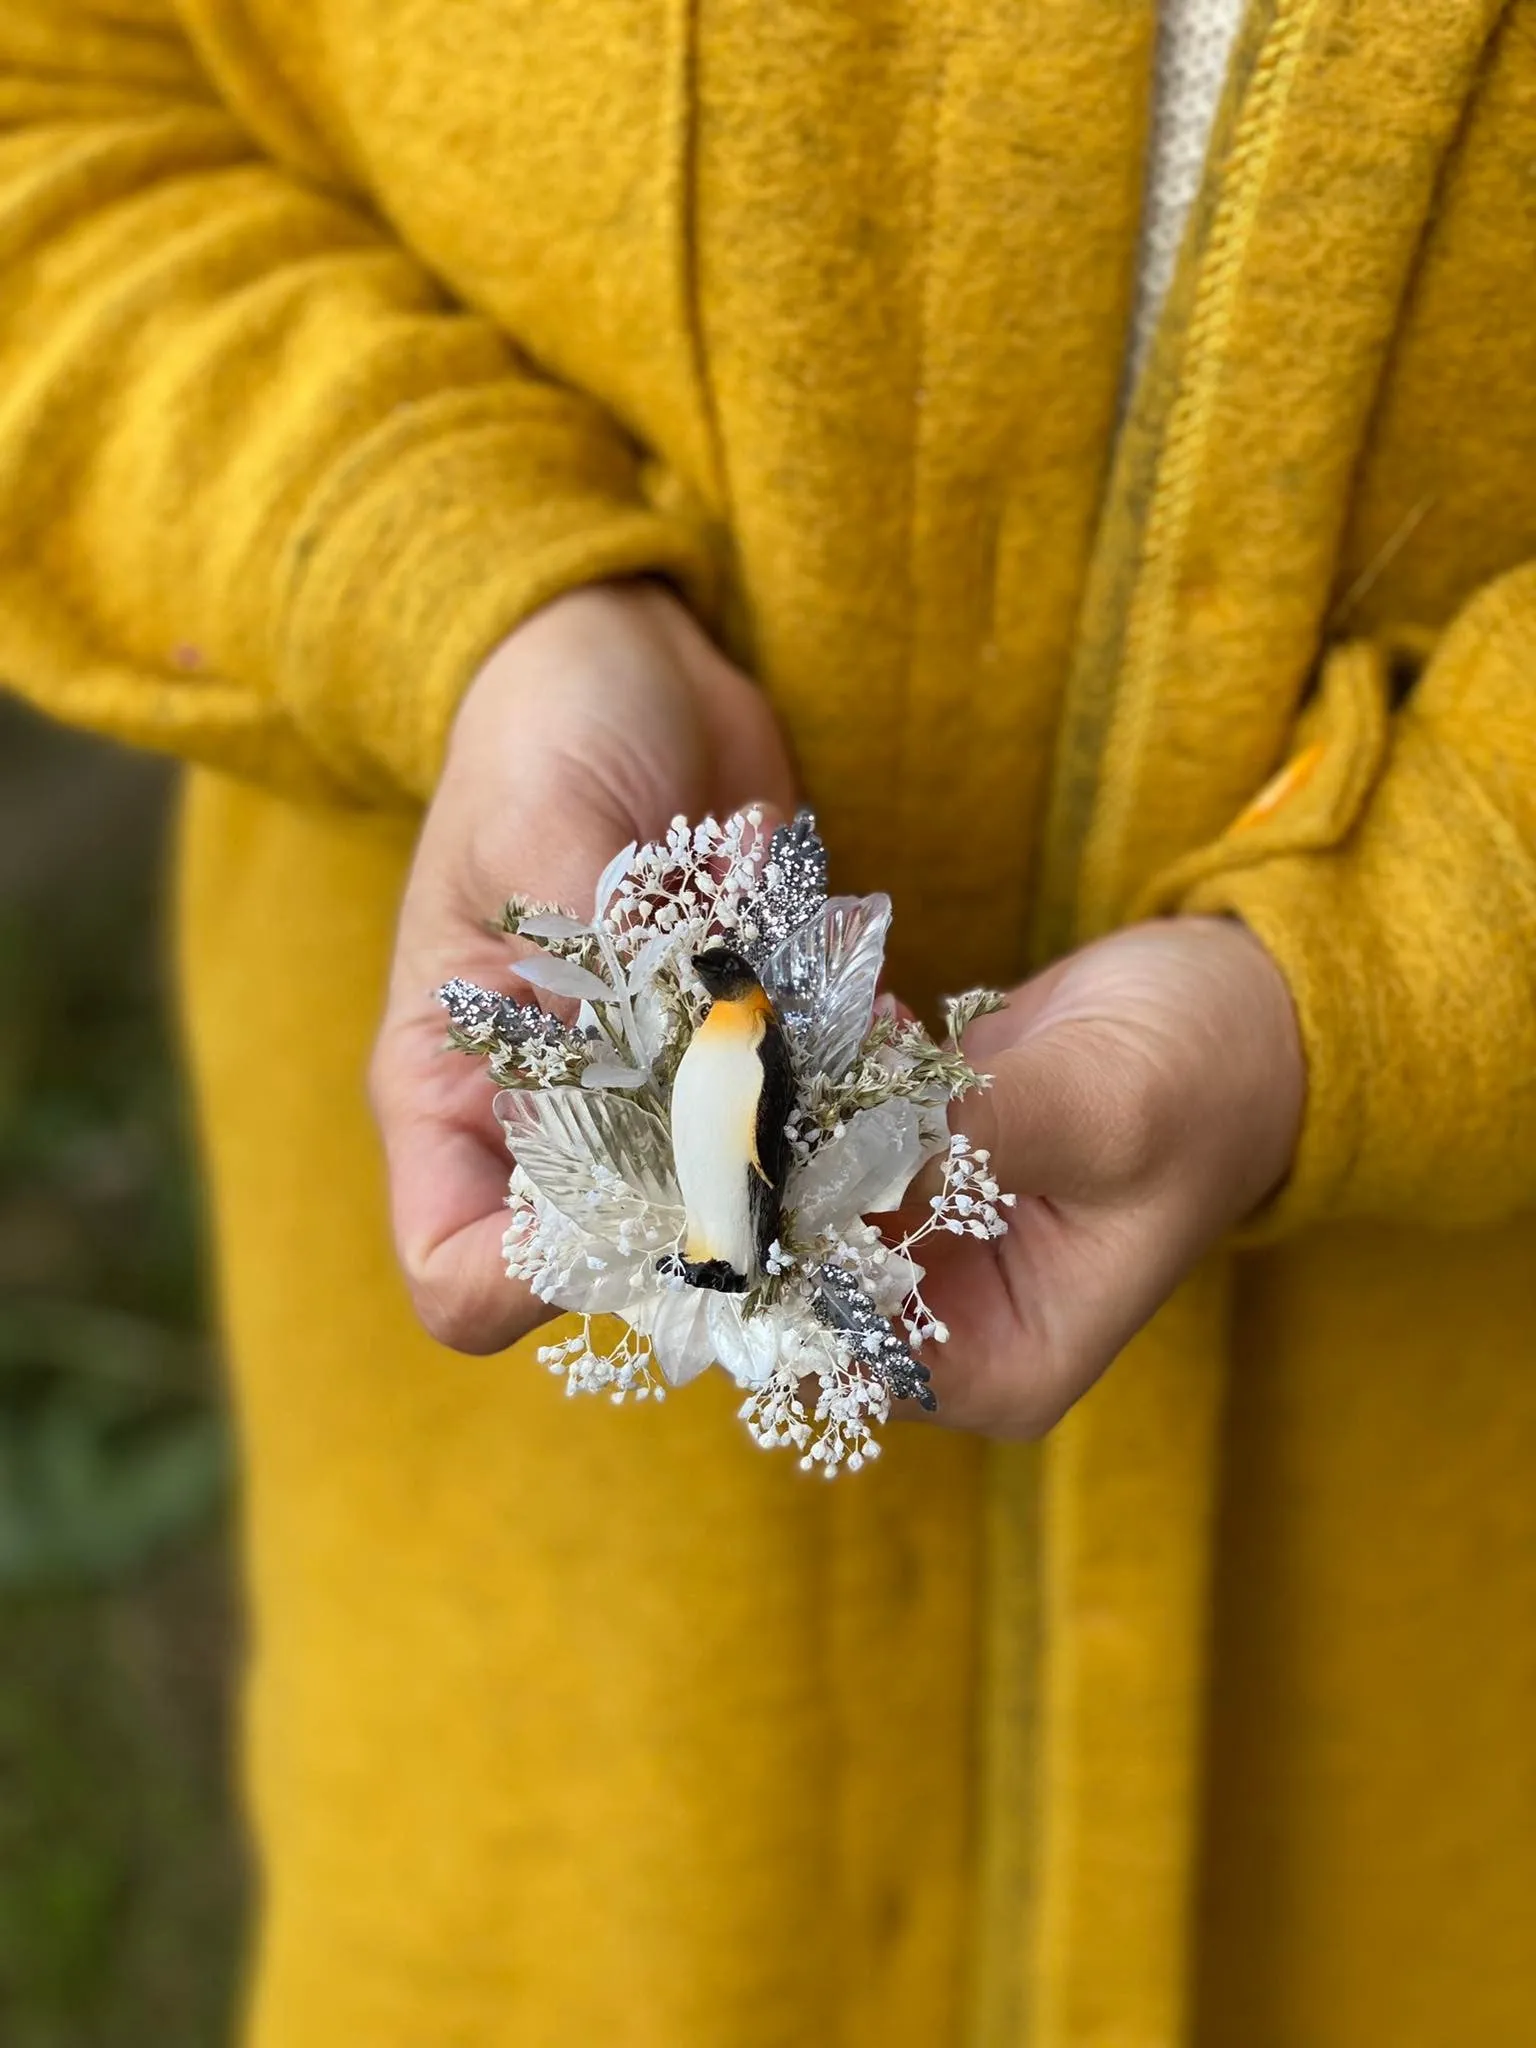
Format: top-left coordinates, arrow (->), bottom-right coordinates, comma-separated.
953,1024 -> 1161,1209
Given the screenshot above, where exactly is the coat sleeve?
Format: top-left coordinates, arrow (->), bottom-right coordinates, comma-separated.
0,2 -> 720,804
1136,566 -> 1536,1233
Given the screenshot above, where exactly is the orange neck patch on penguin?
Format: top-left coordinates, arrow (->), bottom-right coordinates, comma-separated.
700,986 -> 775,1036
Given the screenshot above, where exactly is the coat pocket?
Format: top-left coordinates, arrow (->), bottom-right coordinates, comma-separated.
1128,629 -> 1423,920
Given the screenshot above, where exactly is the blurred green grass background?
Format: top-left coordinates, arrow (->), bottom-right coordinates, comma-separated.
0,699 -> 244,2046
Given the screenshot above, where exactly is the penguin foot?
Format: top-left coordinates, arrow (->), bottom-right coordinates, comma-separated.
657,1253 -> 748,1294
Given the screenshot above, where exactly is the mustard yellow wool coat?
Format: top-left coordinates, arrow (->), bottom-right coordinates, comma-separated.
5,2 -> 1536,2042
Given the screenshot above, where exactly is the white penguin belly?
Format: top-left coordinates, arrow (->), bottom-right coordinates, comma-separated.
670,1026 -> 763,1276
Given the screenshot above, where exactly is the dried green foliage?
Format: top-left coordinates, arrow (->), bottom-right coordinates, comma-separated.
498,898 -> 607,973
496,893 -> 569,933
942,986 -> 1010,1046
794,1014 -> 994,1136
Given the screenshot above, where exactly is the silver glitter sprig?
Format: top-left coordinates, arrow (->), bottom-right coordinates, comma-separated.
750,809 -> 830,957
438,976 -> 591,1085
809,1261 -> 936,1411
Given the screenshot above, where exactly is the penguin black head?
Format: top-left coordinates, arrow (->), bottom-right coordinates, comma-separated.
691,946 -> 761,1001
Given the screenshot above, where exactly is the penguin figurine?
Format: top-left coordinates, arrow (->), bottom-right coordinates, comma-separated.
666,946 -> 794,1292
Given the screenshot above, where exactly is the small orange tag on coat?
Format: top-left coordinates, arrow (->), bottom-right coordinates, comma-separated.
1230,741 -> 1327,834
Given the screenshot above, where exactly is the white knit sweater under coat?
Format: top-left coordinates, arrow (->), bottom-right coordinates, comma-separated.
1130,0 -> 1247,385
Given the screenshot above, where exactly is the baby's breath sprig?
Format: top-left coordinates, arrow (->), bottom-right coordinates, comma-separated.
603,808 -> 771,958
899,1133 -> 1016,1251
740,1347 -> 890,1474
537,1316 -> 666,1404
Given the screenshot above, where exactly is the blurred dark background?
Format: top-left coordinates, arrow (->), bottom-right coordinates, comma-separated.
0,698 -> 245,2046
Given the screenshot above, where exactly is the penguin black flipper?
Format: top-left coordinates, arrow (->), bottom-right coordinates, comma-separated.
750,1017 -> 795,1270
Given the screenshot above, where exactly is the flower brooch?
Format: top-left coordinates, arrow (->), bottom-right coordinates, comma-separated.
440,809 -> 1013,1473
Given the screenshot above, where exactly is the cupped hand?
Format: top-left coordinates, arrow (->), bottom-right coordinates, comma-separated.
370,580 -> 798,1354
910,917 -> 1305,1437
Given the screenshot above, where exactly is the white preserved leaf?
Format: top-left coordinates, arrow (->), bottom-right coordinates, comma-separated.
708,1295 -> 782,1389
494,1088 -> 681,1228
593,840 -> 639,920
790,1099 -> 925,1234
515,912 -> 592,940
508,953 -> 614,1002
630,985 -> 673,1065
550,1249 -> 647,1317
579,1062 -> 651,1090
763,893 -> 891,1081
639,1285 -> 716,1385
635,1279 -> 790,1391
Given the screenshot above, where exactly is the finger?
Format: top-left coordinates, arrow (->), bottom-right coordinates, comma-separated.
898,1219 -> 1073,1438
695,672 -> 800,821
369,1010 -> 549,1351
395,1150 -> 552,1356
897,1004 -> 1108,1211
715,734 -> 799,823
